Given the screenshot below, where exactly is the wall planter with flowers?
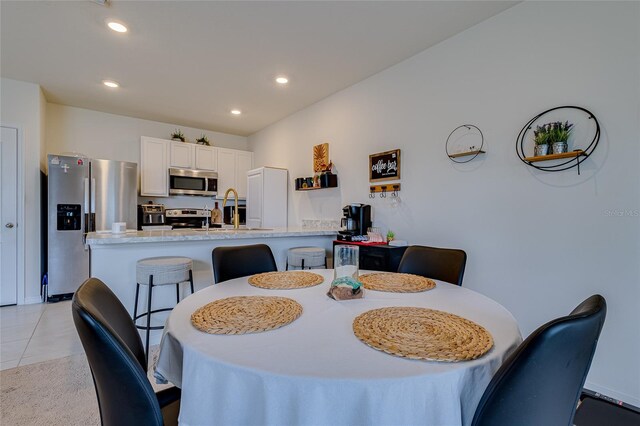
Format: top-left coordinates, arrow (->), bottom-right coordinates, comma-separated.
516,106 -> 600,175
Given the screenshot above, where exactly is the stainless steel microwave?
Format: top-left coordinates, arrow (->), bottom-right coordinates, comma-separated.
168,168 -> 218,196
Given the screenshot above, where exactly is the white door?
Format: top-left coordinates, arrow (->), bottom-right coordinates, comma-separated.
0,126 -> 18,306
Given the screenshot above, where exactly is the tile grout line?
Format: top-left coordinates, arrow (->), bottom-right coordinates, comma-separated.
17,305 -> 47,365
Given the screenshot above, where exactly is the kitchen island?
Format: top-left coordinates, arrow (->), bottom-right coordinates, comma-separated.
86,227 -> 338,316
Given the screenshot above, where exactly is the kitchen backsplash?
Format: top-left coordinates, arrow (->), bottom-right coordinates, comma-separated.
301,219 -> 341,229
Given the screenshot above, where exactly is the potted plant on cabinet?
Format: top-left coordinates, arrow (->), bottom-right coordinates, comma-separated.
196,134 -> 210,146
171,129 -> 185,142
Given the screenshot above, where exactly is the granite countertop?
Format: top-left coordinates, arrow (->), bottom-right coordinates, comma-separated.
86,227 -> 339,245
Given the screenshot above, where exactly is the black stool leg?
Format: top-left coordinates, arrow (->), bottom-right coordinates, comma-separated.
301,259 -> 305,270
286,260 -> 289,271
324,257 -> 327,269
145,275 -> 153,365
189,269 -> 194,294
133,282 -> 140,324
176,283 -> 180,304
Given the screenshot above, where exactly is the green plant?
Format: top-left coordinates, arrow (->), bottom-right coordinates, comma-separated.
171,129 -> 185,142
386,230 -> 395,241
533,121 -> 573,145
196,134 -> 210,145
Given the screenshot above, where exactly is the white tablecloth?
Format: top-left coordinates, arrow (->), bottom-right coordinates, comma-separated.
155,270 -> 522,426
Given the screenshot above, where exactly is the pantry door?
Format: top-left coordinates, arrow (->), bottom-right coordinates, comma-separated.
0,126 -> 18,306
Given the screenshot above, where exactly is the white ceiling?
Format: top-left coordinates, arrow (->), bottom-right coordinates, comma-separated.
1,1 -> 516,136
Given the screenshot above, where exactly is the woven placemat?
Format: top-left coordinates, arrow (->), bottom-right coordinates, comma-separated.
353,307 -> 493,361
191,296 -> 302,334
359,273 -> 436,293
248,271 -> 324,289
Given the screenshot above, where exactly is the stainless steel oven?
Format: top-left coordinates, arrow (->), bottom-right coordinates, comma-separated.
169,168 -> 218,196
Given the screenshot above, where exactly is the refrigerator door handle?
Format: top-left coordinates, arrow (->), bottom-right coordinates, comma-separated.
84,178 -> 90,212
91,178 -> 96,213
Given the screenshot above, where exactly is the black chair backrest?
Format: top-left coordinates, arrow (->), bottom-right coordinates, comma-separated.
397,245 -> 467,286
72,278 -> 164,426
212,244 -> 277,283
472,294 -> 607,426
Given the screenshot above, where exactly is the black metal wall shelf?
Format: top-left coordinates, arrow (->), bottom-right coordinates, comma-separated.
446,125 -> 486,163
516,106 -> 599,175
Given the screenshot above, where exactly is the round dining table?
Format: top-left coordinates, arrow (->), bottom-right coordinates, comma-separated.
154,269 -> 522,426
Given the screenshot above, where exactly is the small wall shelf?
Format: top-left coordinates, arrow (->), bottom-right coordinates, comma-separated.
516,106 -> 599,175
296,186 -> 336,191
524,150 -> 585,163
448,150 -> 486,159
445,125 -> 486,163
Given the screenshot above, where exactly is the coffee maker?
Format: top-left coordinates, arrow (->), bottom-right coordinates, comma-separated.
338,204 -> 372,241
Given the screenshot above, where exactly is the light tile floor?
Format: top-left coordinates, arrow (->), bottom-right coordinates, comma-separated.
1,301 -> 165,371
1,301 -> 84,370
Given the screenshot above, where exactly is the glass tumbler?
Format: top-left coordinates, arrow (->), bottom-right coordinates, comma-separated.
334,245 -> 359,281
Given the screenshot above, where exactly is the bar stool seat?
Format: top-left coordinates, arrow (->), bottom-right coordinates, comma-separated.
134,256 -> 194,363
286,247 -> 327,270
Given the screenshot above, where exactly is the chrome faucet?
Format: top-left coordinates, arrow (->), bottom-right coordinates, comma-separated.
222,188 -> 240,229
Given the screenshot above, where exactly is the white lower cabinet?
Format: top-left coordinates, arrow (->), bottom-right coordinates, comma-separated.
246,167 -> 288,228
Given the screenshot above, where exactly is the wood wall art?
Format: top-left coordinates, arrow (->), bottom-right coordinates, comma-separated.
369,149 -> 401,182
313,143 -> 330,172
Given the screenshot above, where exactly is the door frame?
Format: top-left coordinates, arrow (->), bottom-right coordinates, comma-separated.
1,123 -> 26,305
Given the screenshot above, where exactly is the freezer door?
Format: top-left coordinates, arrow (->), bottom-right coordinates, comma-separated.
47,155 -> 90,297
91,159 -> 138,232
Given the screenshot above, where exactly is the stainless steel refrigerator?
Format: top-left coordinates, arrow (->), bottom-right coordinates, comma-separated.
47,154 -> 137,300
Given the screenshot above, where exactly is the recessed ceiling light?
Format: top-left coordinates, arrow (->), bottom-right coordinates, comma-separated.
107,21 -> 128,33
230,109 -> 242,115
275,76 -> 289,85
103,80 -> 119,88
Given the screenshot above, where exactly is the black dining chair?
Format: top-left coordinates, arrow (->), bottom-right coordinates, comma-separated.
472,294 -> 607,426
212,244 -> 277,283
397,245 -> 467,286
72,278 -> 181,426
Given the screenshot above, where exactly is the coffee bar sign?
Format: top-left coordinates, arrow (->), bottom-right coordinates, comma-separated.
369,149 -> 401,182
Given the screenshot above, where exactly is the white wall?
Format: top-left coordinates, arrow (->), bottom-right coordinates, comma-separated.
0,78 -> 46,304
46,103 -> 249,208
249,2 -> 640,405
46,103 -> 248,161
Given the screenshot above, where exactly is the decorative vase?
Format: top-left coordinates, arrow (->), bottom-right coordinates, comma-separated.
552,141 -> 568,154
534,144 -> 549,156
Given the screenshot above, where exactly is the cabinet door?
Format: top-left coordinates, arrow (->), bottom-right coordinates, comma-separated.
246,170 -> 263,228
140,137 -> 169,196
216,148 -> 236,197
170,141 -> 195,168
195,145 -> 217,171
235,151 -> 253,199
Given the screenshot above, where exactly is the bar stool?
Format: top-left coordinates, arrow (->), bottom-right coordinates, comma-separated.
286,247 -> 327,270
134,256 -> 194,362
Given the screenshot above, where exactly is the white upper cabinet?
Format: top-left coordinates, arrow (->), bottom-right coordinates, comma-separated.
217,148 -> 253,199
195,145 -> 217,171
170,141 -> 195,169
140,136 -> 252,198
140,137 -> 169,197
246,167 -> 287,228
235,151 -> 253,198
